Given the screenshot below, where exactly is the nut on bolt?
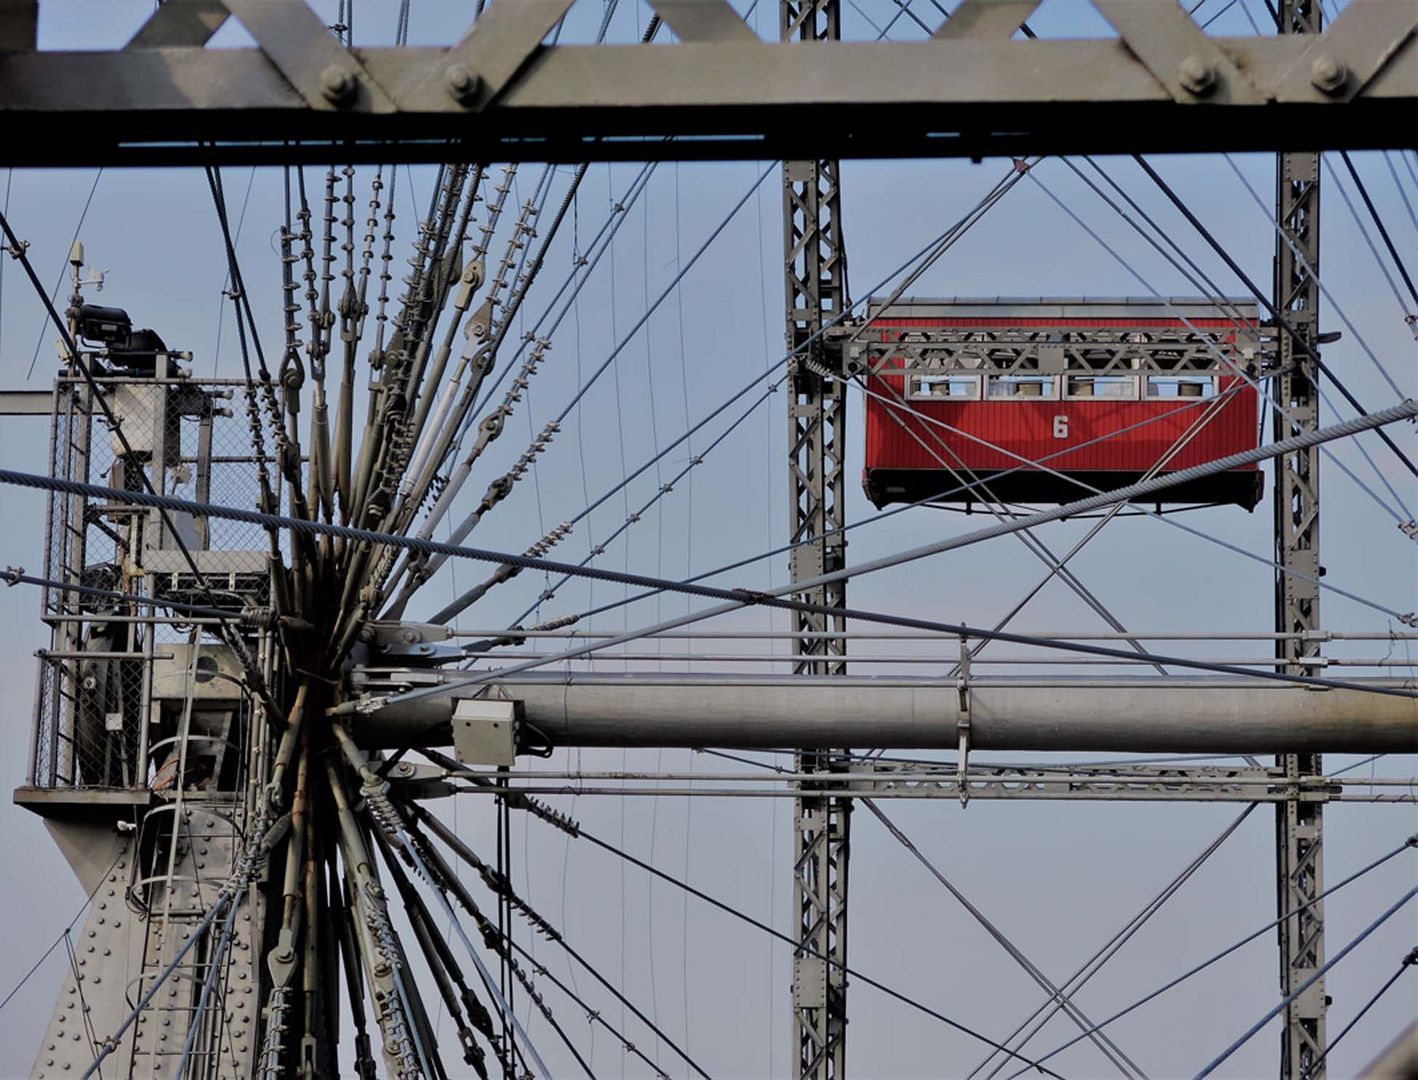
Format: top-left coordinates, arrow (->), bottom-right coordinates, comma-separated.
1177,55 -> 1217,97
445,63 -> 482,106
1310,54 -> 1348,94
320,64 -> 358,106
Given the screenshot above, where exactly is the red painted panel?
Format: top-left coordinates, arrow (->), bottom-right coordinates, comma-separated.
863,374 -> 1259,476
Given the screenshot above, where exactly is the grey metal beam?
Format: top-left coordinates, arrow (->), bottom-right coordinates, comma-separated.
348,676 -> 1418,754
0,0 -> 37,53
782,1 -> 850,1074
431,763 -> 1418,804
1274,4 -> 1329,1073
0,389 -> 53,415
0,12 -> 1415,165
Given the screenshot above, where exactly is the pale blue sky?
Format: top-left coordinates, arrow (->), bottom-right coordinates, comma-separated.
0,2 -> 1414,1077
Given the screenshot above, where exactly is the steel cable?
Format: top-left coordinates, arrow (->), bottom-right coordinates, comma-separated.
1000,834 -> 1418,1079
11,414 -> 1418,705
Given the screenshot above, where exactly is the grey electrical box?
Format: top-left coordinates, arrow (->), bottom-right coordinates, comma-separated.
451,698 -> 517,766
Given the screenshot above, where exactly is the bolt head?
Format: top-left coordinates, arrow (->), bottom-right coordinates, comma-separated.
320,64 -> 358,105
1178,55 -> 1217,96
1310,54 -> 1348,93
445,63 -> 483,105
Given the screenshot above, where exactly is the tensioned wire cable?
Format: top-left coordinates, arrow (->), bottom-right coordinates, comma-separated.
845,355 -> 1169,680
999,833 -> 1418,1080
1138,153 -> 1417,484
693,739 -> 1278,1069
938,383 -> 1241,681
489,162 -> 1032,629
1007,171 -> 1418,616
24,168 -> 102,380
1208,157 -> 1415,468
0,207 -> 280,714
487,115 -> 1407,639
0,848 -> 125,1016
1383,151 -> 1418,233
408,799 -> 711,1078
399,160 -> 780,621
1338,152 -> 1418,311
184,396 -> 1414,711
448,12 -> 1010,628
408,10 -> 669,531
1074,154 -> 1413,523
1194,884 -> 1418,1078
528,391 -> 1287,637
1296,947 -> 1417,1080
1327,156 -> 1418,329
558,823 -> 1070,1079
862,799 -> 1144,1077
1040,159 -> 1413,523
969,804 -> 1260,1080
8,408 -> 1418,704
353,408 -> 1418,708
831,372 -> 1410,627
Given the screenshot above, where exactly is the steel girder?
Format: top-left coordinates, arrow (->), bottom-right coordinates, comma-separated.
1273,4 -> 1328,1075
844,328 -> 1269,377
0,0 -> 1416,165
783,1 -> 850,1076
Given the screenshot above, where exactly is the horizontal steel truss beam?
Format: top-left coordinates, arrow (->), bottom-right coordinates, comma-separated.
0,0 -> 1415,166
433,763 -> 1415,803
350,673 -> 1418,754
841,327 -> 1269,376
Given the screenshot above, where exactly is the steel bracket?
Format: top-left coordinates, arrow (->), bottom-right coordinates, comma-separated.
219,0 -> 396,112
399,0 -> 577,110
1267,0 -> 1418,103
956,638 -> 972,806
1093,0 -> 1263,103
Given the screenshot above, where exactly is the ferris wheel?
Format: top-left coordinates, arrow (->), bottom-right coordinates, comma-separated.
0,2 -> 1414,1079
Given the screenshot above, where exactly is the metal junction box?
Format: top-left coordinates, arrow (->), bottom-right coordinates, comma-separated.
451,697 -> 518,766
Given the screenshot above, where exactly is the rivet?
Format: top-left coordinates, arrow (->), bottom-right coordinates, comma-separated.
445,63 -> 483,106
1178,55 -> 1216,96
320,64 -> 358,106
1310,54 -> 1348,94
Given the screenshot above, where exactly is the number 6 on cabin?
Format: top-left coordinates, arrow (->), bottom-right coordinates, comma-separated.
862,297 -> 1265,511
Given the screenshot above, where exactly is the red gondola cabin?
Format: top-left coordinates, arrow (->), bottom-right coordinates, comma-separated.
858,298 -> 1265,510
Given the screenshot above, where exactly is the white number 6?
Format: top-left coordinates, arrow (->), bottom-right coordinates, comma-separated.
1052,415 -> 1069,440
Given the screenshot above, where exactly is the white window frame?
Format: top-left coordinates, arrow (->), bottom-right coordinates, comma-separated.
905,371 -> 981,401
1063,373 -> 1140,400
1144,374 -> 1220,400
985,373 -> 1060,401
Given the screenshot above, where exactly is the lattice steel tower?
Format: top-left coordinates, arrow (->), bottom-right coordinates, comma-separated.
782,1 -> 851,1076
1273,1 -> 1328,1074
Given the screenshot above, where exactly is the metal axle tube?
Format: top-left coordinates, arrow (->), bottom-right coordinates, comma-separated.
350,674 -> 1418,753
